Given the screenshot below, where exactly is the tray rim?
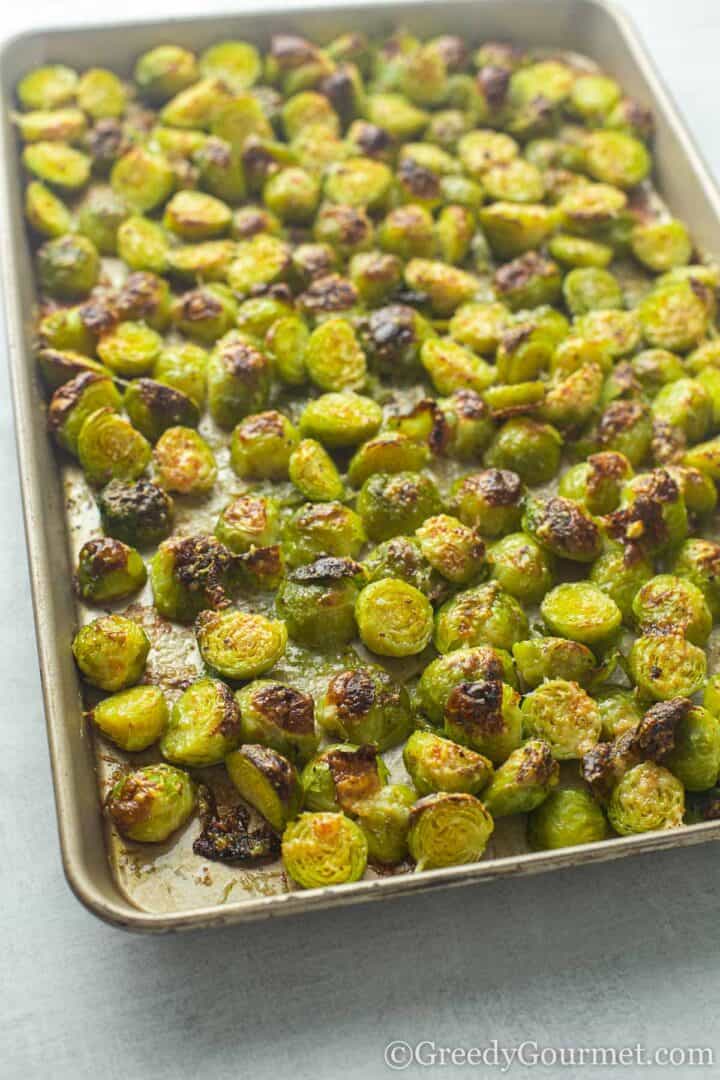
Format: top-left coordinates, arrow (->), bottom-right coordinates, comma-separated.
3,0 -> 720,933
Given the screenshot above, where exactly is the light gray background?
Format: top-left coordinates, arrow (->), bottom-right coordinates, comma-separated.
2,2 -> 719,1077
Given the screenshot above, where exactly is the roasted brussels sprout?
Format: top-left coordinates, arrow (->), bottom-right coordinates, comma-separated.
482,739 -> 559,817
318,666 -> 412,750
528,788 -> 609,850
451,469 -> 524,538
522,679 -> 602,760
672,538 -> 720,619
415,514 -> 485,586
153,426 -> 217,494
298,392 -> 382,448
408,792 -> 494,870
283,501 -> 365,567
404,730 -> 493,797
276,557 -> 361,649
301,743 -> 387,813
207,334 -> 271,428
124,379 -> 199,443
435,582 -> 528,654
282,811 -> 368,887
17,64 -> 78,111
632,574 -> 712,646
89,684 -> 168,753
215,493 -> 280,555
107,763 -> 196,843
417,645 -> 515,724
97,321 -> 163,378
77,408 -> 152,487
629,633 -> 707,701
98,479 -> 174,548
196,608 -> 287,680
237,680 -> 318,764
608,762 -> 684,835
160,676 -> 241,766
230,410 -> 299,480
540,582 -> 622,646
357,471 -> 443,543
37,234 -> 99,299
353,784 -> 415,866
356,578 -> 434,658
226,744 -> 302,831
663,705 -> 720,792
72,613 -> 150,691
150,534 -> 234,622
558,451 -> 632,516
76,537 -> 147,603
487,532 -> 553,604
485,417 -> 562,486
522,495 -> 602,563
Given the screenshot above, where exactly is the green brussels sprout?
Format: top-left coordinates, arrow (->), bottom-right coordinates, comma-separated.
207,334 -> 271,428
349,251 -> 403,306
420,337 -> 495,396
153,426 -> 217,494
163,190 -> 232,240
117,215 -> 170,274
638,281 -> 710,353
301,743 -> 387,814
451,469 -> 524,538
77,407 -> 151,487
276,557 -> 361,649
512,637 -> 598,691
584,130 -> 651,189
76,67 -> 126,118
596,689 -> 644,741
672,538 -> 720,618
72,613 -> 150,691
356,578 -> 434,658
704,676 -> 720,717
357,471 -> 443,543
479,202 -> 557,259
449,301 -> 510,356
116,272 -> 172,332
360,305 -> 434,379
522,495 -> 602,563
282,90 -> 339,138
199,40 -> 262,92
632,574 -> 712,646
493,252 -> 561,312
47,371 -> 122,456
196,608 -> 287,680
408,792 -> 494,870
25,180 -> 73,237
483,159 -> 545,205
107,763 -> 196,843
652,378 -> 712,443
88,684 -> 168,752
435,582 -> 528,654
230,410 -> 299,480
154,342 -> 208,407
299,391 -> 383,449
415,514 -> 485,586
23,140 -> 90,191
485,418 -> 562,485
683,436 -> 720,480
417,646 -> 516,725
588,545 -> 654,621
528,788 -> 609,850
540,582 -> 622,647
150,535 -> 234,622
314,204 -> 374,259
696,367 -> 720,429
304,318 -> 367,393
568,73 -> 621,121
458,129 -> 518,176
111,146 -> 175,212
353,784 -> 415,866
282,811 -> 368,888
97,321 -> 163,378
124,379 -> 199,443
193,137 -> 246,205
662,705 -> 720,792
214,493 -> 280,555
686,340 -> 720,374
608,762 -> 684,835
348,435 -> 430,492
161,676 -> 242,766
17,64 -> 78,111
364,92 -> 428,140
236,680 -> 318,765
441,390 -> 495,460
318,666 -> 412,751
403,730 -> 493,797
76,184 -> 127,254
631,219 -> 692,272
629,634 -> 706,701
134,45 -> 199,103
324,156 -> 392,211
226,744 -> 302,831
161,76 -> 230,130
37,348 -> 107,390
378,204 -> 435,259
606,468 -> 688,557
558,451 -> 632,515
76,537 -> 147,603
482,739 -> 560,817
288,439 -> 345,502
265,314 -> 309,387
404,258 -> 480,316
522,679 -> 602,760
548,233 -> 614,269
37,234 -> 99,299
282,501 -> 365,567
562,267 -> 622,315
98,479 -> 174,548
212,94 -> 272,151
486,533 -> 553,604
363,536 -> 437,598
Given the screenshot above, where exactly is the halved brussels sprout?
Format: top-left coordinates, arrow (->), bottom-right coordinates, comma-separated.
434,582 -> 528,654
512,637 -> 597,690
443,678 -> 523,764
528,788 -> 609,850
487,532 -> 553,604
672,538 -> 720,619
25,180 -> 73,237
629,634 -> 706,701
237,680 -> 318,765
77,407 -> 151,487
348,434 -> 430,489
540,582 -> 622,647
97,321 -> 163,378
153,427 -> 217,494
226,744 -> 302,831
299,392 -> 382,448
230,410 -> 299,480
37,234 -> 99,299
107,763 -> 195,843
150,535 -> 234,622
417,646 -> 516,725
215,493 -> 280,555
98,479 -> 174,548
404,730 -> 493,797
24,141 -> 91,191
301,743 -> 387,813
17,65 -> 78,111
521,494 -> 601,563
408,792 -> 494,870
282,811 -> 368,888
196,608 -> 287,680
124,380 -> 199,444
663,704 -> 720,792
111,146 -> 175,212
72,613 -> 150,691
161,676 -> 242,766
48,371 -> 122,456
632,574 -> 712,646
134,45 -> 199,103
283,502 -> 365,567
276,558 -> 361,649
89,684 -> 168,752
357,471 -> 443,542
522,680 -> 602,760
207,334 -> 271,428
451,469 -> 524,537
353,785 -> 416,866
76,537 -> 147,603
318,666 -> 412,751
415,514 -> 485,586
356,578 -> 434,658
289,439 -> 345,502
482,739 -> 559,817
608,762 -> 684,835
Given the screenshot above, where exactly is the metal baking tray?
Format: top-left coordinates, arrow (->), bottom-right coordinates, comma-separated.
3,0 -> 720,933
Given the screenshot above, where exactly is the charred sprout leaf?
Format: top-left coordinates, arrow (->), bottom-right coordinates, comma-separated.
193,787 -> 280,862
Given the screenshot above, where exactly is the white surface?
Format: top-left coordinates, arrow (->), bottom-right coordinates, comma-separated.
2,2 -> 720,1077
